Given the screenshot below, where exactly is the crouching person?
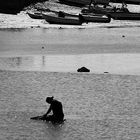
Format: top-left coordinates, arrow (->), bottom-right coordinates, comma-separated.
42,96 -> 64,123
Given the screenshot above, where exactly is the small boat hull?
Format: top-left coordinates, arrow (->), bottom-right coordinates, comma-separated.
110,0 -> 140,5
27,12 -> 44,19
82,14 -> 111,23
82,5 -> 140,21
109,12 -> 140,20
43,12 -> 82,25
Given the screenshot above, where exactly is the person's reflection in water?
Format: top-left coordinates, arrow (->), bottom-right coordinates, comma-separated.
42,96 -> 64,124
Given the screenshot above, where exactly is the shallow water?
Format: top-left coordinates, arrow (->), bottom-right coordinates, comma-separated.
0,28 -> 140,55
1,54 -> 140,75
0,71 -> 140,140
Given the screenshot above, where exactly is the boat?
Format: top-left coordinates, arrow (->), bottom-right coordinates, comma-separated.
110,0 -> 140,5
0,0 -> 46,14
108,11 -> 140,20
42,11 -> 83,25
81,13 -> 111,23
81,4 -> 113,14
59,0 -> 110,7
82,4 -> 140,20
27,11 -> 44,19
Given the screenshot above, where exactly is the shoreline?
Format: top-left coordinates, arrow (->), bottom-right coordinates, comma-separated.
0,68 -> 140,77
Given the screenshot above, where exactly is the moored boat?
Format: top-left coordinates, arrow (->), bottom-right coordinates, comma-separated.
81,4 -> 140,20
110,0 -> 140,5
27,11 -> 44,19
81,4 -> 114,14
59,0 -> 109,7
42,11 -> 83,25
108,11 -> 140,20
81,13 -> 111,23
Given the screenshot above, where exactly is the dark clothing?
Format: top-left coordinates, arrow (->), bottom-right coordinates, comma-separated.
50,100 -> 64,119
45,99 -> 64,123
44,115 -> 64,123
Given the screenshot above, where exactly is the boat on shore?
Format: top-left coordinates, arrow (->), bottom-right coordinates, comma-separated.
42,11 -> 83,25
81,13 -> 111,23
59,0 -> 109,7
110,0 -> 140,5
82,4 -> 140,20
81,4 -> 113,14
108,11 -> 140,20
27,11 -> 44,19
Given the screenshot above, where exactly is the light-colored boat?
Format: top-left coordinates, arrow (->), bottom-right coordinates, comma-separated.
81,13 -> 111,23
27,11 -> 44,19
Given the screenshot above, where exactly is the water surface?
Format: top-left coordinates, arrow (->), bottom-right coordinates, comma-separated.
0,28 -> 140,55
0,53 -> 140,75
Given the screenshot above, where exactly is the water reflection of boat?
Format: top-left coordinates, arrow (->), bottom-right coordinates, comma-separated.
42,11 -> 83,25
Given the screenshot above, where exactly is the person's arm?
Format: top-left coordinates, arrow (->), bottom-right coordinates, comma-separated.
43,106 -> 51,117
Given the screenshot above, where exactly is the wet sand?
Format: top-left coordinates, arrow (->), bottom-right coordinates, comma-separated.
0,70 -> 140,140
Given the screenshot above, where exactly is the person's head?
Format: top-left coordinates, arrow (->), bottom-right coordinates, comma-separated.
46,96 -> 54,104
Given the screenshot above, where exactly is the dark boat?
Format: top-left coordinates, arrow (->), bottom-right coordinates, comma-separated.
59,0 -> 109,7
108,11 -> 140,20
81,13 -> 111,23
42,11 -> 83,25
0,0 -> 46,14
27,11 -> 44,19
81,4 -> 113,14
110,0 -> 140,5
